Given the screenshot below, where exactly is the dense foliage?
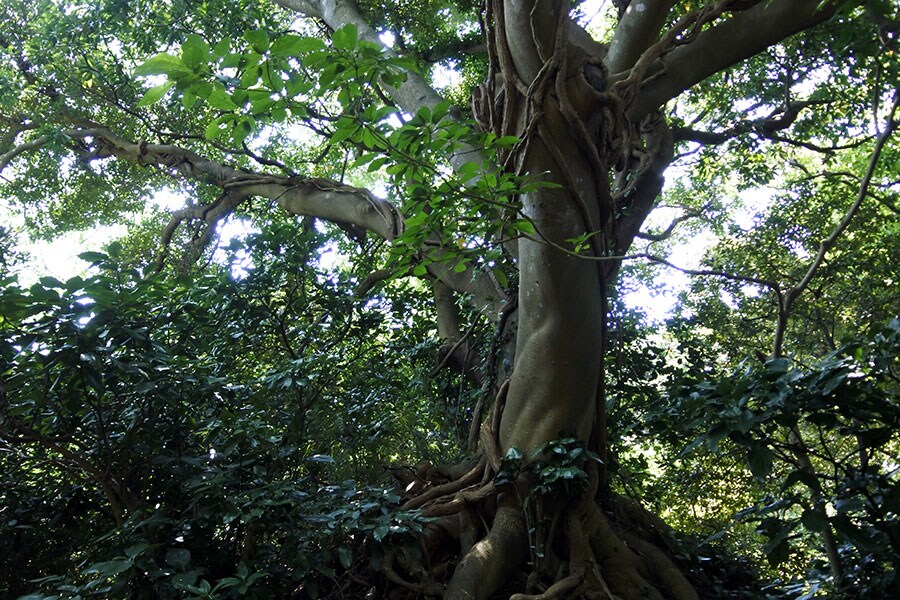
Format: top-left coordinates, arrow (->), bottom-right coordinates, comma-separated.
1,0 -> 899,598
0,228 -> 454,598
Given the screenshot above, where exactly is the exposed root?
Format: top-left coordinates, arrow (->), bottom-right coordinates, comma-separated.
383,548 -> 446,597
402,456 -> 488,511
382,445 -> 704,600
380,380 -> 702,600
445,495 -> 529,600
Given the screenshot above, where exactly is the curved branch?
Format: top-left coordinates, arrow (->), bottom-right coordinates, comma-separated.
272,0 -> 508,312
773,89 -> 900,356
634,204 -> 705,242
672,99 -> 829,145
605,0 -> 676,75
273,0 -> 485,170
0,135 -> 48,173
3,121 -> 506,308
640,253 -> 778,289
629,0 -> 861,119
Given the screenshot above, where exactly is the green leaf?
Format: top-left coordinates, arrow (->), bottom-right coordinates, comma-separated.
338,545 -> 352,569
182,34 -> 210,70
782,469 -> 822,493
137,81 -> 174,106
244,30 -> 270,53
85,559 -> 132,577
457,161 -> 481,181
134,53 -> 190,77
494,135 -> 519,147
124,542 -> 151,560
212,38 -> 231,59
182,89 -> 198,109
765,537 -> 791,567
800,508 -> 828,533
38,276 -> 63,288
166,548 -> 191,570
512,220 -> 536,235
332,24 -> 358,50
207,87 -> 239,110
78,252 -> 109,264
414,105 -> 432,123
271,34 -> 326,56
373,524 -> 390,541
765,357 -> 791,373
332,121 -> 360,144
747,443 -> 773,478
171,571 -> 199,591
205,116 -> 226,140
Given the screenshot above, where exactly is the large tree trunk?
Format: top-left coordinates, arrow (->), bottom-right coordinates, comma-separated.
435,1 -> 698,598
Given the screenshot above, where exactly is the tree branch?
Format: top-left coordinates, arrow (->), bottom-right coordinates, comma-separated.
773,89 -> 900,356
629,0 -> 861,119
672,99 -> 828,145
635,204 -> 706,242
273,0 -> 484,171
605,0 -> 676,75
271,0 -> 507,312
2,121 -> 506,309
0,135 -> 49,173
640,253 -> 779,289
612,118 -> 674,265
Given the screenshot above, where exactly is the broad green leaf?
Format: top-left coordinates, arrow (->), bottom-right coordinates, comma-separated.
182,89 -> 197,109
800,508 -> 828,533
205,117 -> 225,140
338,545 -> 352,569
38,276 -> 63,288
271,34 -> 326,56
457,161 -> 480,181
211,38 -> 231,59
134,53 -> 191,77
182,34 -> 210,70
512,220 -> 536,235
85,559 -> 132,577
332,24 -> 358,50
124,542 -> 150,560
137,81 -> 174,106
747,443 -> 773,478
244,30 -> 270,53
78,251 -> 108,263
372,524 -> 390,541
494,135 -> 519,147
415,105 -> 432,123
207,87 -> 239,110
166,548 -> 191,570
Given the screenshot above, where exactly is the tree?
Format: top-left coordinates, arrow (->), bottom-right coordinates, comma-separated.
1,0 -> 898,598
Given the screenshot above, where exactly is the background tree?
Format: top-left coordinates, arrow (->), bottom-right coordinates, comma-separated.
1,0 -> 899,599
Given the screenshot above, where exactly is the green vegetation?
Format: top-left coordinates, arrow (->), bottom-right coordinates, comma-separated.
1,0 -> 898,598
